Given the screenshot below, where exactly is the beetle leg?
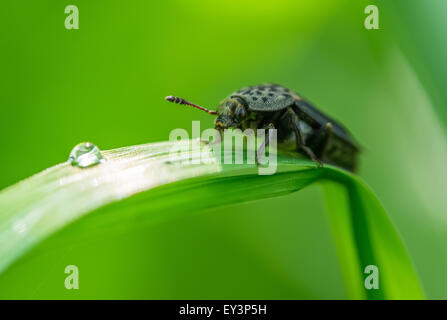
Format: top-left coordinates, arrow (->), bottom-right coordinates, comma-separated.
307,122 -> 333,156
287,107 -> 323,167
256,123 -> 275,165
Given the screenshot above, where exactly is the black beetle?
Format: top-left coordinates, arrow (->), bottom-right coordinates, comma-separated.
166,83 -> 360,172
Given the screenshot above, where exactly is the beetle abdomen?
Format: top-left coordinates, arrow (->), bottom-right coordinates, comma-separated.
322,135 -> 359,172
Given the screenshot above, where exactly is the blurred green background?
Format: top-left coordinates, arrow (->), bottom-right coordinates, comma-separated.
1,0 -> 446,299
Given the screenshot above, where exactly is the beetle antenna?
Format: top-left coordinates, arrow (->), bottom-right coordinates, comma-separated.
165,95 -> 218,115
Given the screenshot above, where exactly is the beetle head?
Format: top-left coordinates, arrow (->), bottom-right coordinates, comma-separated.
165,94 -> 248,130
215,97 -> 248,130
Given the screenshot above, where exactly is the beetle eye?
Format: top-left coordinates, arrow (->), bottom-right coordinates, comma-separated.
236,107 -> 246,118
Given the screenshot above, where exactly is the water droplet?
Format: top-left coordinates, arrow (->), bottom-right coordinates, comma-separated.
68,142 -> 105,168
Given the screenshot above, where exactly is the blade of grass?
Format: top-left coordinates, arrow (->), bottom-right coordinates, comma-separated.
0,139 -> 423,299
323,169 -> 424,299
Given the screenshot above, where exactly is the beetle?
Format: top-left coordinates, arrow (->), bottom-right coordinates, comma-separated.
165,83 -> 360,172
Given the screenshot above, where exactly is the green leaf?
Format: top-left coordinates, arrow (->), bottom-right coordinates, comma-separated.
0,139 -> 423,299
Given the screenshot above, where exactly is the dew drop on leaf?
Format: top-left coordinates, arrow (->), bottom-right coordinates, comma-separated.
68,142 -> 105,168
